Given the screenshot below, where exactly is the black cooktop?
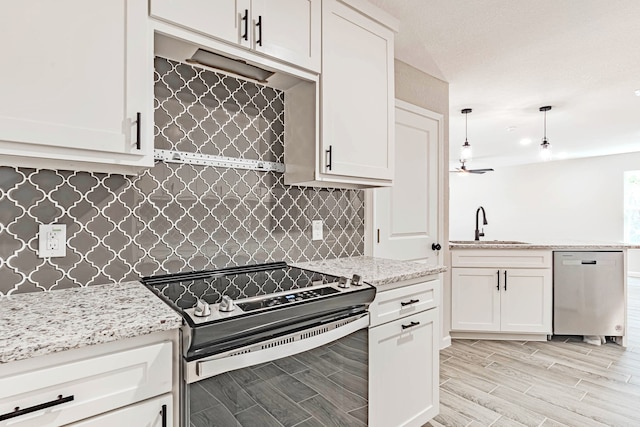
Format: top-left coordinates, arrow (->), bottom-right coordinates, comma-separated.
142,262 -> 376,361
143,262 -> 340,311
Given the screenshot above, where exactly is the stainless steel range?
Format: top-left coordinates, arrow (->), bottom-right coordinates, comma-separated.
143,262 -> 375,427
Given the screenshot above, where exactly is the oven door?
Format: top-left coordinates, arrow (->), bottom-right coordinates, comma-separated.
183,312 -> 369,427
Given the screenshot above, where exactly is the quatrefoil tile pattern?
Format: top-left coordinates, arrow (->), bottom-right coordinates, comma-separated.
0,58 -> 364,296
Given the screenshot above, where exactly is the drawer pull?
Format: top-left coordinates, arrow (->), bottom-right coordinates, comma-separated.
401,321 -> 420,330
400,299 -> 419,307
0,395 -> 74,421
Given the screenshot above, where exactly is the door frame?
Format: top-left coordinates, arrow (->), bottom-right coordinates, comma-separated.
364,99 -> 450,349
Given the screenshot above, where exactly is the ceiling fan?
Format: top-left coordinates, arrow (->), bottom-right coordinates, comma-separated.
450,159 -> 494,174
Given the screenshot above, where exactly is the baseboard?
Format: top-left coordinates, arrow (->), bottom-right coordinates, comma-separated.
450,331 -> 549,342
440,335 -> 451,349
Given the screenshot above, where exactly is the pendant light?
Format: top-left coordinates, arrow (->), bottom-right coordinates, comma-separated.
460,108 -> 473,161
539,106 -> 552,161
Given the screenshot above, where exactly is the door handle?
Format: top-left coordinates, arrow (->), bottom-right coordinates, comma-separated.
161,404 -> 167,427
326,145 -> 332,170
255,15 -> 263,46
496,270 -> 500,291
241,9 -> 249,41
504,270 -> 507,291
431,243 -> 442,251
134,112 -> 141,150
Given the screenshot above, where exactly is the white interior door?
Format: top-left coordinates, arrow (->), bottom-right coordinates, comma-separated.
368,101 -> 442,264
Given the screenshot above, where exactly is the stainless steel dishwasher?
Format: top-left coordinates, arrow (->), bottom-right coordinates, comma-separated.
553,251 -> 625,336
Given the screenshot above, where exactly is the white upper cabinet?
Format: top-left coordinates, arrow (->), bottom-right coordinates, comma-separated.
284,0 -> 398,189
0,0 -> 153,174
321,0 -> 394,181
150,0 -> 321,72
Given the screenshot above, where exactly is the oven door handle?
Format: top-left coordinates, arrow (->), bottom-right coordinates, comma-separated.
186,313 -> 369,383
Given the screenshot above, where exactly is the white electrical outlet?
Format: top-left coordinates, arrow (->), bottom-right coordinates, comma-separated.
38,224 -> 66,258
312,220 -> 323,241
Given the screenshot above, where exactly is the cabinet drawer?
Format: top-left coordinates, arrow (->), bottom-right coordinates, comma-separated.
369,280 -> 439,327
0,342 -> 172,427
369,308 -> 439,426
451,250 -> 552,268
68,394 -> 172,427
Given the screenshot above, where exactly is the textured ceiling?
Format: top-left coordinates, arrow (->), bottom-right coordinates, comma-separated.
368,0 -> 640,168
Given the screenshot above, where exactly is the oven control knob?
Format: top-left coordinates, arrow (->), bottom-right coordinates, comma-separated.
351,274 -> 362,286
193,298 -> 211,317
338,276 -> 350,289
219,295 -> 236,312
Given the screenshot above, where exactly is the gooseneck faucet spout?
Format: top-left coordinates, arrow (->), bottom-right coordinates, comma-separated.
475,206 -> 488,241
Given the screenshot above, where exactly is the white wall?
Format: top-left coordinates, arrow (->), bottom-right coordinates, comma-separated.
450,151 -> 640,242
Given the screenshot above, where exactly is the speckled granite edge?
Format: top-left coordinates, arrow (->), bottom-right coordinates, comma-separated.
449,241 -> 640,250
0,281 -> 183,364
292,256 -> 447,287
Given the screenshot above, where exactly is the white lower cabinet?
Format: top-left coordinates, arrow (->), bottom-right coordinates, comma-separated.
369,278 -> 440,427
0,335 -> 175,427
451,250 -> 552,336
68,394 -> 172,427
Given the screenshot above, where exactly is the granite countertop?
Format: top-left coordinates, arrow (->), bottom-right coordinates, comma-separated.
0,281 -> 182,364
292,256 -> 447,288
449,239 -> 640,250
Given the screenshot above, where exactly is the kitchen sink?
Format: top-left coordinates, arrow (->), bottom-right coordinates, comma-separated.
450,240 -> 530,245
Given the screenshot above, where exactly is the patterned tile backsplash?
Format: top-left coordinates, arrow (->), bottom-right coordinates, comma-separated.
0,57 -> 364,295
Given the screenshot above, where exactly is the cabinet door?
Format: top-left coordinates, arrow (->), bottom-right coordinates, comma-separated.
0,0 -> 150,164
251,0 -> 321,72
150,0 -> 250,47
68,394 -> 172,427
451,268 -> 501,332
369,309 -> 439,427
321,0 -> 394,180
500,268 -> 552,333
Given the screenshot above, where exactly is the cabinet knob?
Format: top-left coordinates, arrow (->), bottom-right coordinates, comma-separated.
431,243 -> 442,251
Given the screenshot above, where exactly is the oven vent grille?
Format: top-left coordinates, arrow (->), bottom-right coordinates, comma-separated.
261,336 -> 295,350
229,348 -> 252,356
301,326 -> 330,339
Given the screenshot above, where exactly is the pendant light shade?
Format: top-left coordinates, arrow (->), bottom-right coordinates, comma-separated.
461,108 -> 473,161
539,106 -> 552,161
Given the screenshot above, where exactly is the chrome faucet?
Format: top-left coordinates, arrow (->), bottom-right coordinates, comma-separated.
475,206 -> 488,241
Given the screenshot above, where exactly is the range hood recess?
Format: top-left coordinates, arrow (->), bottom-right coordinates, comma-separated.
188,49 -> 274,83
154,33 -> 308,90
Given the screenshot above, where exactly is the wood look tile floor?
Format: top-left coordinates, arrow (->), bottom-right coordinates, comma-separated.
425,277 -> 640,427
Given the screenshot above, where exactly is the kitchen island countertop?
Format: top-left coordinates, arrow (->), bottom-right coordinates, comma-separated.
292,256 -> 447,288
449,240 -> 640,250
0,281 -> 182,364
